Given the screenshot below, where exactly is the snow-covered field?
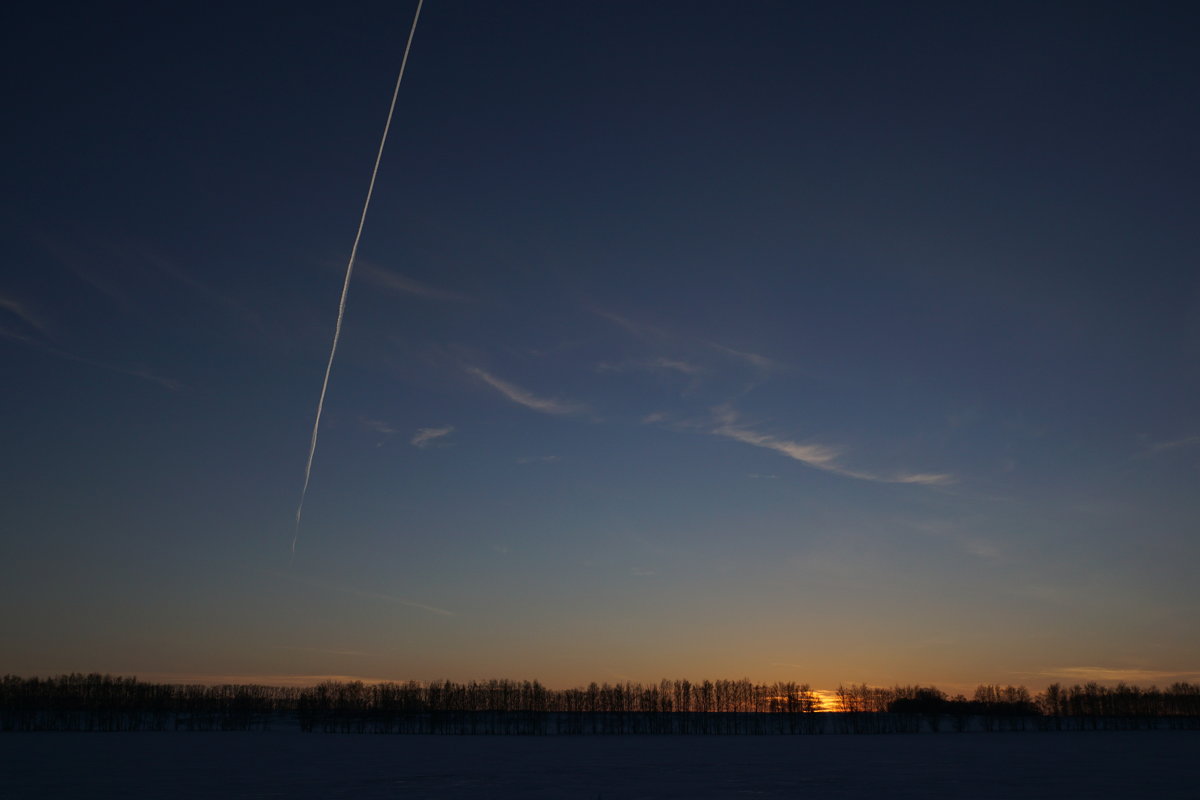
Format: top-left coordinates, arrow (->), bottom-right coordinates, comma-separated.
4,730 -> 1198,799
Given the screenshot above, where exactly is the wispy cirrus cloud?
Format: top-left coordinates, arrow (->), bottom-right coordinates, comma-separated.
411,425 -> 454,448
109,363 -> 184,391
710,407 -> 954,486
596,310 -> 786,386
715,420 -> 842,470
275,645 -> 377,658
133,672 -> 407,688
466,367 -> 584,415
597,357 -> 702,376
906,518 -> 1003,561
1037,666 -> 1200,683
709,342 -> 779,371
358,263 -> 471,302
1145,435 -> 1200,454
0,293 -> 52,337
139,248 -> 265,330
595,310 -> 668,340
39,237 -> 136,311
0,320 -> 182,391
887,472 -> 958,486
363,593 -> 456,617
48,240 -> 276,338
277,570 -> 456,617
362,417 -> 399,436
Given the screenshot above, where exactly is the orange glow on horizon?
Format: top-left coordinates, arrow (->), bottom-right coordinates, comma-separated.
811,690 -> 840,712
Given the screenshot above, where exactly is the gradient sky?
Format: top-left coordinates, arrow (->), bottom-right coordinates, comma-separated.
3,1 -> 1199,693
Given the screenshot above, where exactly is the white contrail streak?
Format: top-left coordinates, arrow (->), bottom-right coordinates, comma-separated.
293,0 -> 425,556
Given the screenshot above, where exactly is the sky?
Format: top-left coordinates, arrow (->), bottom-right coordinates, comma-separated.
3,1 -> 1199,694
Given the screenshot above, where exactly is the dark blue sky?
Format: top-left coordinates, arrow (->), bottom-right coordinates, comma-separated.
3,1 -> 1198,689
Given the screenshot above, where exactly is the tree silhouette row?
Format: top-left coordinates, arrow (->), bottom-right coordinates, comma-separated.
3,674 -> 1198,734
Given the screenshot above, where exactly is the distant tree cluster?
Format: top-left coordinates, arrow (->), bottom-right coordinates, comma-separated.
3,674 -> 1198,734
0,674 -> 294,732
296,678 -> 824,734
846,684 -> 1040,733
1036,682 -> 1200,731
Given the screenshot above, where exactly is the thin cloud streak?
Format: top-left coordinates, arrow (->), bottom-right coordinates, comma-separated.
141,249 -> 264,329
39,237 -> 136,311
360,592 -> 456,617
597,357 -> 702,376
411,425 -> 454,448
594,310 -> 668,341
598,311 -> 782,372
1038,666 -> 1200,683
133,672 -> 407,687
710,342 -> 779,371
711,407 -> 954,486
516,455 -> 559,464
0,326 -> 182,390
361,417 -> 399,435
889,472 -> 958,486
116,364 -> 184,391
0,294 -> 52,337
275,645 -> 377,658
345,586 -> 455,618
467,367 -> 584,415
274,570 -> 456,618
715,422 -> 841,469
1146,435 -> 1200,454
358,262 -> 472,302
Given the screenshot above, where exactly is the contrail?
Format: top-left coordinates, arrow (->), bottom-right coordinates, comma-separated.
293,0 -> 425,556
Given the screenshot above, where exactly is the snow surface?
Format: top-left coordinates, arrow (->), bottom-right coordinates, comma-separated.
3,730 -> 1198,799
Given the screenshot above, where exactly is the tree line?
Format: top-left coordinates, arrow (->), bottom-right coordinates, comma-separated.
2,673 -> 1198,734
